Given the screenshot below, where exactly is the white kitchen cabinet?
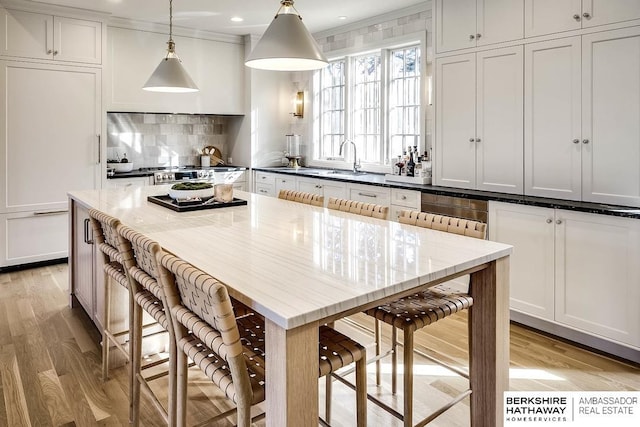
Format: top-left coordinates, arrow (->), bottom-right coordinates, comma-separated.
297,177 -> 347,206
435,0 -> 524,53
389,188 -> 421,222
349,184 -> 390,207
524,37 -> 582,201
0,60 -> 100,266
490,201 -> 640,349
525,28 -> 640,207
555,210 -> 640,348
435,46 -> 523,194
70,203 -> 95,315
107,26 -> 244,114
0,8 -> 102,64
254,171 -> 277,197
581,27 -> 640,207
275,175 -> 296,196
524,0 -> 640,38
489,202 -> 555,320
0,210 -> 68,267
105,176 -> 152,189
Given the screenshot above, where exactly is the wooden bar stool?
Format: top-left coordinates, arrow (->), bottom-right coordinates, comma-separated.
156,250 -> 368,427
327,197 -> 389,220
365,209 -> 487,426
278,189 -> 324,206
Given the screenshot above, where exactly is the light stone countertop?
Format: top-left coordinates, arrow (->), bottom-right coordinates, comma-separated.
68,185 -> 512,330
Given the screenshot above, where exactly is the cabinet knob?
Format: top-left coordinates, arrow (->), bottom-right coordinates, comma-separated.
47,49 -> 53,54
573,14 -> 581,21
546,218 -> 553,224
582,12 -> 591,19
469,137 -> 475,142
469,34 -> 475,40
401,195 -> 407,200
582,139 -> 590,144
573,139 -> 580,144
476,33 -> 481,39
556,219 -> 563,225
476,138 -> 481,142
53,50 -> 58,55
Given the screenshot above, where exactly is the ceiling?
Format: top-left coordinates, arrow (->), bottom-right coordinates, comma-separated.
28,0 -> 428,36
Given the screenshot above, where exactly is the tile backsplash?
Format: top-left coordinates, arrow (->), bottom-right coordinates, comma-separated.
106,113 -> 230,168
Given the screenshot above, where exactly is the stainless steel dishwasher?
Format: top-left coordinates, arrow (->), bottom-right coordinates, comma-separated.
420,193 -> 488,223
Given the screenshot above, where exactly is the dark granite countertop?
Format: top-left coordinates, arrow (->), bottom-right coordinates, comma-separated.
254,167 -> 640,219
107,165 -> 248,179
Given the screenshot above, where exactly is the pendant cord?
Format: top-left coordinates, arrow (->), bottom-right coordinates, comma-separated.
169,0 -> 174,43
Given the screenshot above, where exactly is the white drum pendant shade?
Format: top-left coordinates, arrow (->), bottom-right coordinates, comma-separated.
143,52 -> 198,93
246,12 -> 328,71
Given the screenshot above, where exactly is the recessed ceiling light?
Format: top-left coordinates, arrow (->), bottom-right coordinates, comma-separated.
338,16 -> 348,20
231,16 -> 244,22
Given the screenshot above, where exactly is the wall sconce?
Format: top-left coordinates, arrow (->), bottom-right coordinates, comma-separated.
293,91 -> 304,118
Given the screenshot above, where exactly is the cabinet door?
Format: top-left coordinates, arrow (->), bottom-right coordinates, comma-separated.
320,181 -> 347,206
476,46 -> 523,194
105,177 -> 151,189
0,61 -> 101,213
477,0 -> 524,46
524,0 -> 582,37
275,176 -> 296,196
435,0 -> 476,53
582,27 -> 640,207
349,184 -> 390,207
297,177 -> 324,196
524,37 -> 582,200
582,0 -> 640,29
435,53 -> 476,189
555,210 -> 640,347
70,203 -> 94,314
0,210 -> 68,267
0,8 -> 53,60
489,202 -> 555,320
53,16 -> 101,64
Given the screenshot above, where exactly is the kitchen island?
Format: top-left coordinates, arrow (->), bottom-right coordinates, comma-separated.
68,186 -> 512,427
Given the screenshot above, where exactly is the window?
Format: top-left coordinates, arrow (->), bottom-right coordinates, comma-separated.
313,43 -> 422,169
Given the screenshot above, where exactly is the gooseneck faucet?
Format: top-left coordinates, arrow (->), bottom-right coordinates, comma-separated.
339,139 -> 361,173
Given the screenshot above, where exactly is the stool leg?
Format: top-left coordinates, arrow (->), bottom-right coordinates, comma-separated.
355,353 -> 367,427
131,301 -> 143,426
374,318 -> 381,386
403,329 -> 414,427
391,326 -> 398,394
167,336 -> 177,427
325,374 -> 332,424
176,349 -> 188,427
101,273 -> 111,382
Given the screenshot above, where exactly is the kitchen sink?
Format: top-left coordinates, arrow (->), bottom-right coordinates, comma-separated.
307,169 -> 367,177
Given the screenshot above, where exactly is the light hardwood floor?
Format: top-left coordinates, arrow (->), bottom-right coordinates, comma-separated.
1,264 -> 638,426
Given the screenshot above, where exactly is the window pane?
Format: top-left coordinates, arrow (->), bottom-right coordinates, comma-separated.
389,46 -> 421,158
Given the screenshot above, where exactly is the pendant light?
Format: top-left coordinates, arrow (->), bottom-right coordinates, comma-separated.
143,0 -> 198,93
245,0 -> 328,71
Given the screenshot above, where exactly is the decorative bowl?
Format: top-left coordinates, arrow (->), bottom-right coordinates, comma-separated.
168,182 -> 214,200
107,162 -> 134,173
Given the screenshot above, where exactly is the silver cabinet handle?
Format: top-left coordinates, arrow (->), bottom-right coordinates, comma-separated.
582,139 -> 589,144
358,192 -> 377,198
582,12 -> 591,19
573,139 -> 580,144
573,14 -> 581,21
97,134 -> 101,164
546,218 -> 553,224
83,217 -> 94,244
33,209 -> 68,216
469,34 -> 475,40
556,219 -> 562,225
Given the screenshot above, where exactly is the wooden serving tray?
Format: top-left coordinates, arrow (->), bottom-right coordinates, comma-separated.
147,195 -> 247,212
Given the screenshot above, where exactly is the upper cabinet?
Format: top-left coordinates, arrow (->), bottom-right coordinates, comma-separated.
435,46 -> 523,193
525,0 -> 640,38
107,26 -> 245,115
525,27 -> 640,207
435,0 -> 524,53
0,8 -> 102,64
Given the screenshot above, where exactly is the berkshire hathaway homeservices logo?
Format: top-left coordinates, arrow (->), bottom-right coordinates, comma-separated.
504,391 -> 640,426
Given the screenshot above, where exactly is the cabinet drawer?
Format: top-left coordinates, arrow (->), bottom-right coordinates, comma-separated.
255,172 -> 276,185
255,183 -> 275,197
349,184 -> 390,207
0,210 -> 68,267
390,188 -> 421,209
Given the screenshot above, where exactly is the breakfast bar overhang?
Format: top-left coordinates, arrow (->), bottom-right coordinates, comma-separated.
68,186 -> 512,427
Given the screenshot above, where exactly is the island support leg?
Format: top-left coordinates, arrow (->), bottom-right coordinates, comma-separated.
266,319 -> 319,427
469,256 -> 510,427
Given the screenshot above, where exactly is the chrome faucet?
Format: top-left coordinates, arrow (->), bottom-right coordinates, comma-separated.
339,139 -> 361,173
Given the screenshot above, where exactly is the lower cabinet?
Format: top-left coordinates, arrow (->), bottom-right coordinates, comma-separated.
0,210 -> 68,267
254,171 -> 276,197
105,176 -> 153,188
490,201 -> 640,349
349,184 -> 390,207
297,177 -> 347,206
390,188 -> 421,221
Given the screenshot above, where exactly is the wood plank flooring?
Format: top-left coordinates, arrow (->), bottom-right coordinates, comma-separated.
0,264 -> 638,426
